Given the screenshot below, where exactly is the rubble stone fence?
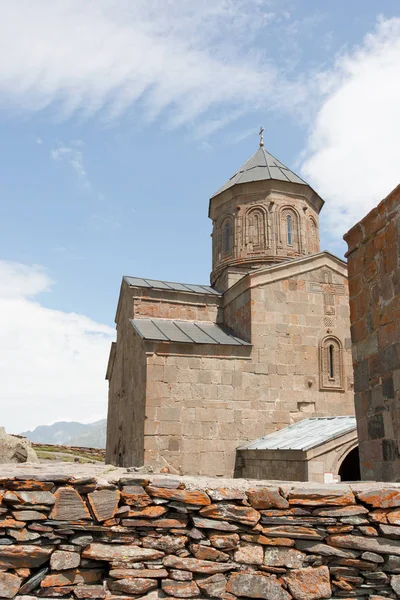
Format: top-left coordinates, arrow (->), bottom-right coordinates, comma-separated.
2,474 -> 400,599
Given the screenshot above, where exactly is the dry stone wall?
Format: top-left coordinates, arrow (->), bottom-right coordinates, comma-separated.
2,475 -> 400,599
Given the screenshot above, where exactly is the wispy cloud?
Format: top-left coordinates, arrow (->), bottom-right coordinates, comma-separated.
301,17 -> 400,252
50,140 -> 91,190
0,1 -> 311,133
0,259 -> 113,432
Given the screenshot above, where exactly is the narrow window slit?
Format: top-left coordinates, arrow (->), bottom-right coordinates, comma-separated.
287,215 -> 292,245
225,222 -> 230,253
329,344 -> 335,378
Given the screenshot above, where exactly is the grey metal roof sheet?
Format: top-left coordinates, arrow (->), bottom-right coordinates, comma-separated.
238,417 -> 357,451
124,276 -> 221,296
211,146 -> 308,198
130,318 -> 251,346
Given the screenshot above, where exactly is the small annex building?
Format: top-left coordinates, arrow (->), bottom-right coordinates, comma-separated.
236,416 -> 359,483
106,135 -> 355,478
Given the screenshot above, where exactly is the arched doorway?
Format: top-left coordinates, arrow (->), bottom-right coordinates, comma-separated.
339,446 -> 360,481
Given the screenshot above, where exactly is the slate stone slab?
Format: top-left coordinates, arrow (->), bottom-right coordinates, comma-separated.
50,487 -> 91,521
227,572 -> 291,600
87,489 -> 120,522
18,567 -> 48,594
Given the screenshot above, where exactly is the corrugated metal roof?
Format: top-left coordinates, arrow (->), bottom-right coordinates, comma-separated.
131,318 -> 251,346
238,417 -> 357,451
124,276 -> 220,296
211,146 -> 308,198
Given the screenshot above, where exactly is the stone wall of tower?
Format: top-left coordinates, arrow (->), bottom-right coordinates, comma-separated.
210,182 -> 321,291
344,185 -> 400,482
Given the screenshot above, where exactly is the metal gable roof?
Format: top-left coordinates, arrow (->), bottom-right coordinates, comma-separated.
124,276 -> 221,296
238,417 -> 357,451
211,146 -> 308,198
130,318 -> 251,346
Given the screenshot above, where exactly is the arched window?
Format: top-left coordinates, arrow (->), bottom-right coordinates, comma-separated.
320,336 -> 343,390
225,221 -> 230,253
287,215 -> 292,245
246,207 -> 266,250
219,216 -> 234,257
280,208 -> 300,252
253,212 -> 261,246
308,217 -> 319,254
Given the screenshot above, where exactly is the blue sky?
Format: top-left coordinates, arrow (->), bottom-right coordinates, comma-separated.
1,1 -> 399,431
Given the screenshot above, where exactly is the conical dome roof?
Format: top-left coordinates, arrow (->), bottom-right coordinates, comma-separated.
211,146 -> 308,198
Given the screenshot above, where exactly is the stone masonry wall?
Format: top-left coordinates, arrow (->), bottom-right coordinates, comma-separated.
133,297 -> 221,323
140,260 -> 354,478
4,472 -> 400,599
106,326 -> 147,468
344,185 -> 400,481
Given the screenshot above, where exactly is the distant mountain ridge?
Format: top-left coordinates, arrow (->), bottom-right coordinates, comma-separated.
21,419 -> 107,449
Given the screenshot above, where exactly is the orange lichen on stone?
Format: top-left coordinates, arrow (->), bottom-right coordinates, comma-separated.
357,489 -> 400,509
126,505 -> 168,519
120,486 -> 152,507
289,487 -> 355,507
284,565 -> 331,600
0,545 -> 52,568
4,480 -> 55,491
247,488 -> 289,509
41,569 -> 103,587
146,486 -> 211,506
199,503 -> 260,526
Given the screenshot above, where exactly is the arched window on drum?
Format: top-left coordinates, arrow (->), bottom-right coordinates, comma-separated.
246,207 -> 266,250
219,216 -> 234,257
281,208 -> 300,252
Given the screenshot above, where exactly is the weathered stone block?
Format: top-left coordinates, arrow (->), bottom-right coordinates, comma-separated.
50,550 -> 80,570
163,555 -> 236,574
197,573 -> 227,598
73,586 -> 106,599
289,487 -> 355,506
199,503 -> 260,525
50,487 -> 91,521
0,571 -> 21,598
161,579 -> 200,598
284,565 -> 331,600
247,488 -> 289,509
234,544 -> 264,565
142,534 -> 187,554
146,486 -> 210,506
109,577 -> 158,595
0,544 -> 52,568
41,569 -> 102,587
87,489 -> 120,522
226,572 -> 291,600
82,543 -> 163,562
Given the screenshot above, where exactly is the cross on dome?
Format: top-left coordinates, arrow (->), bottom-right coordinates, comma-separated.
259,126 -> 264,147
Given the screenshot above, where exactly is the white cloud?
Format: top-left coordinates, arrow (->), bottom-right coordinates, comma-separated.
51,140 -> 91,190
301,17 -> 400,249
0,0 -> 306,131
0,260 -> 114,433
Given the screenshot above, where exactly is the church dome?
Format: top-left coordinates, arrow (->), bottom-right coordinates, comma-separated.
209,137 -> 324,291
211,146 -> 309,199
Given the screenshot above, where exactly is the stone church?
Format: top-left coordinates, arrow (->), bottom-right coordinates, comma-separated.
106,136 -> 355,478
